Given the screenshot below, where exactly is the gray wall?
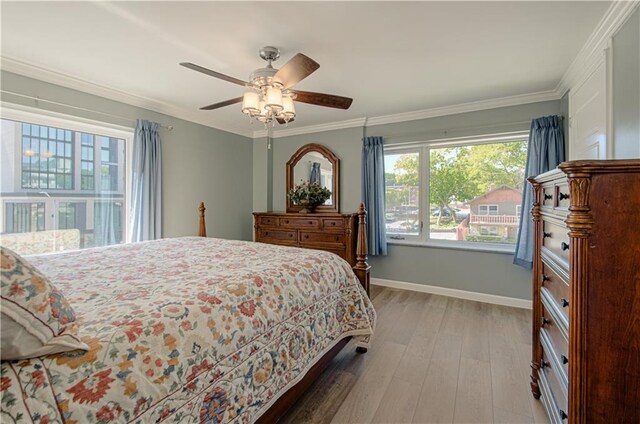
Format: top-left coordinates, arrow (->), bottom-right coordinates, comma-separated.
1,71 -> 254,241
261,100 -> 561,300
612,7 -> 640,159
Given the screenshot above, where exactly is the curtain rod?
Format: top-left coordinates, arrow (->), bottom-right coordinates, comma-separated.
0,90 -> 174,130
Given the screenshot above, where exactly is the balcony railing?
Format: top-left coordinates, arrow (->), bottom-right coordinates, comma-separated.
470,214 -> 520,225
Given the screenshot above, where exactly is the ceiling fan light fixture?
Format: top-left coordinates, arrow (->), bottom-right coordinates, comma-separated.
182,46 -> 352,131
264,86 -> 284,112
241,91 -> 260,115
256,100 -> 270,123
281,95 -> 296,119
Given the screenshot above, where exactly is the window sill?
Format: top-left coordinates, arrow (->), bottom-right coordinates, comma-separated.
386,239 -> 516,255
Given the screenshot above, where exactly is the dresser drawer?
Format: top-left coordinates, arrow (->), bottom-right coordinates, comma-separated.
541,299 -> 569,384
279,217 -> 320,229
541,184 -> 556,210
540,258 -> 570,324
539,343 -> 569,424
541,180 -> 570,214
542,220 -> 570,267
300,231 -> 344,245
258,228 -> 297,245
258,216 -> 279,227
322,218 -> 345,229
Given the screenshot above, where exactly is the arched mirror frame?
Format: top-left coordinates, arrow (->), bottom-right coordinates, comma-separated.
286,143 -> 340,213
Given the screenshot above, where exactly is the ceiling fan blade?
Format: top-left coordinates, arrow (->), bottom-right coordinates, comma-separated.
180,62 -> 251,87
276,117 -> 295,125
292,90 -> 353,110
273,53 -> 320,89
200,97 -> 243,110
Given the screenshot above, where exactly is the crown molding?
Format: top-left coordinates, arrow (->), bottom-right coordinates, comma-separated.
365,89 -> 561,128
255,88 -> 561,139
0,56 -> 254,138
252,117 -> 367,139
555,0 -> 640,96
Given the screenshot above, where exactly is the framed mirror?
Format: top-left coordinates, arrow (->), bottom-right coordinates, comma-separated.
286,143 -> 340,213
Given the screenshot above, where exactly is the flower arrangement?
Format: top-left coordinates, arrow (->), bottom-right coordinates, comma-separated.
287,181 -> 332,213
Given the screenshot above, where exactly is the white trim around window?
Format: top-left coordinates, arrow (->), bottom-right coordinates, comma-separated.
1,103 -> 134,241
384,131 -> 529,254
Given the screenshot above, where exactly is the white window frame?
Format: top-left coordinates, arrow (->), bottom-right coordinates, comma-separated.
1,104 -> 134,242
479,204 -> 499,215
383,131 -> 529,254
384,148 -> 423,242
516,204 -> 522,216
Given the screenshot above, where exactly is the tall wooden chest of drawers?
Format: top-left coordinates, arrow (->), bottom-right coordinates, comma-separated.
529,160 -> 640,424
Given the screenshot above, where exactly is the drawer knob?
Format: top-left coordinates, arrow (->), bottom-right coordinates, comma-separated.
331,222 -> 336,226
305,235 -> 309,239
544,193 -> 553,200
561,298 -> 569,308
543,232 -> 552,239
542,274 -> 550,282
265,232 -> 269,236
558,192 -> 570,201
561,242 -> 569,251
542,317 -> 550,326
289,234 -> 293,238
560,410 -> 568,421
561,354 -> 568,365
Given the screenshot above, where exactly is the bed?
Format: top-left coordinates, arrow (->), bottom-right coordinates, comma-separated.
1,228 -> 375,422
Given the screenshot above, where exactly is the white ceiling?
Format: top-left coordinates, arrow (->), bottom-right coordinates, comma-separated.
1,1 -> 610,137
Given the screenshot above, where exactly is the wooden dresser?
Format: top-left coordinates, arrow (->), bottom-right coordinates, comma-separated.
529,160 -> 640,424
253,211 -> 370,294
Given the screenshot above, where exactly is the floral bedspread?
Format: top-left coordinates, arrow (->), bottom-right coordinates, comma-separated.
1,237 -> 375,423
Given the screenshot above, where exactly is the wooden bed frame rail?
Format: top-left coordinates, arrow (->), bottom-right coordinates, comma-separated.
197,201 -> 370,422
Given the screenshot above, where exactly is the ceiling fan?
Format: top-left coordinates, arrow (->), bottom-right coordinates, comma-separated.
180,46 -> 353,127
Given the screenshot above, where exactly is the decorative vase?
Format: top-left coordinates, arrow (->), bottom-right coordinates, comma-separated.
299,199 -> 311,214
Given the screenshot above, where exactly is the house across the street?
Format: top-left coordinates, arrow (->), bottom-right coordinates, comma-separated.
464,185 -> 522,242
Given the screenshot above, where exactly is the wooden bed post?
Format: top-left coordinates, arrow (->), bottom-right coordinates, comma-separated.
198,202 -> 207,237
353,202 -> 371,354
353,202 -> 371,296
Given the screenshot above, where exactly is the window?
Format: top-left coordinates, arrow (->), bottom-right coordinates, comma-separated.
384,134 -> 527,250
479,204 -> 499,215
81,133 -> 95,190
4,202 -> 45,233
1,111 -> 132,254
384,151 -> 420,237
21,123 -> 73,190
99,136 -> 124,191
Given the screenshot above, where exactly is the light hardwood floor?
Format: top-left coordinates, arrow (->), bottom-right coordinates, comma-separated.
279,286 -> 549,424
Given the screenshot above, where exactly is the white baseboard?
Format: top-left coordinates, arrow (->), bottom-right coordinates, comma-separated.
371,277 -> 532,309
